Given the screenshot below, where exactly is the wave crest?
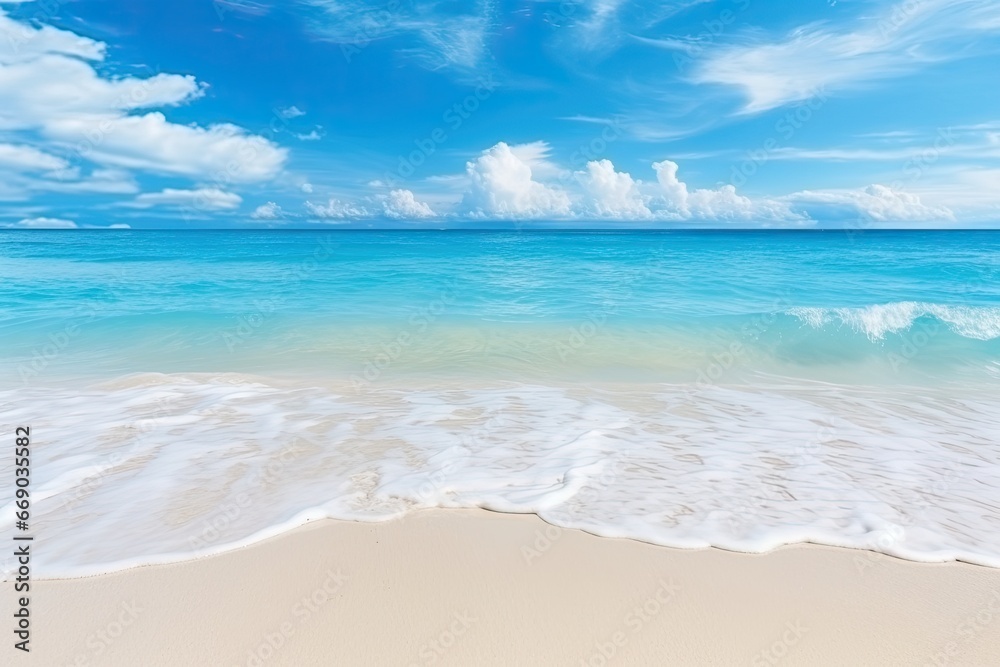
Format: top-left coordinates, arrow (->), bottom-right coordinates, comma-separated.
788,302 -> 1000,341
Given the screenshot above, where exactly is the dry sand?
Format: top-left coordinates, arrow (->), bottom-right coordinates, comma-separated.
9,509 -> 1000,666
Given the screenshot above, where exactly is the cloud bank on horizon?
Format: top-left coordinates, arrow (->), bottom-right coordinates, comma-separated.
1,0 -> 998,228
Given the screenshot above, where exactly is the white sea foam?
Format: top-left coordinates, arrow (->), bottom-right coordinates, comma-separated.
788,302 -> 1000,341
2,373 -> 1000,577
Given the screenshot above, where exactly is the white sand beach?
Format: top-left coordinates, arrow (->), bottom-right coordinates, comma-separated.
14,509 -> 1000,666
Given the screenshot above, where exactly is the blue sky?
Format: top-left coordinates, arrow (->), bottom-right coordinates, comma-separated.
1,0 -> 999,228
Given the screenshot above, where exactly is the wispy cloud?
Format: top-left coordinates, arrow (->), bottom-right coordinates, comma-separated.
213,0 -> 272,18
124,188 -> 243,210
694,0 -> 1000,113
296,0 -> 496,78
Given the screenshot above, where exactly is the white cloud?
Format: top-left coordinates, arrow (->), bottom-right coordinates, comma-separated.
652,160 -> 691,216
214,1 -> 272,18
250,201 -> 285,220
80,222 -> 133,229
383,189 -> 434,219
461,142 -> 572,218
53,115 -> 287,182
507,141 -> 565,180
912,168 -> 1000,211
0,142 -> 67,171
295,129 -> 323,141
279,106 -> 305,119
577,160 -> 651,219
12,216 -> 77,229
409,13 -> 488,73
785,184 -> 955,223
300,0 -> 492,77
652,159 -> 804,222
0,8 -> 105,65
695,0 -> 1000,113
442,145 -> 805,224
305,198 -> 370,219
0,9 -> 287,182
577,0 -> 625,39
126,188 -> 243,211
27,168 -> 139,195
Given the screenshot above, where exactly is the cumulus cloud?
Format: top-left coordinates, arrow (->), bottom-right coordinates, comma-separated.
652,160 -> 802,222
250,201 -> 285,220
126,188 -> 243,211
785,184 -> 955,223
0,9 -> 287,183
305,198 -> 371,219
383,189 -> 434,219
461,142 -> 572,218
652,160 -> 691,216
12,217 -> 77,229
577,160 -> 651,219
449,145 -> 804,224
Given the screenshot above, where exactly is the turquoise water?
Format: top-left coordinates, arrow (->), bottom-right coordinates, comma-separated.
3,230 -> 1000,575
2,230 -> 999,384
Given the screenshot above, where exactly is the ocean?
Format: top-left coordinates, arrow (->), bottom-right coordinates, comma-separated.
2,229 -> 999,575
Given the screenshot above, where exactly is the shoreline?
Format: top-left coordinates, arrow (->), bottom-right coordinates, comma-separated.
12,509 -> 1000,665
8,373 -> 1000,575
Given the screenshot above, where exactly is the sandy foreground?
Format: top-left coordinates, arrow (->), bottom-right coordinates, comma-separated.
7,509 -> 1000,666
